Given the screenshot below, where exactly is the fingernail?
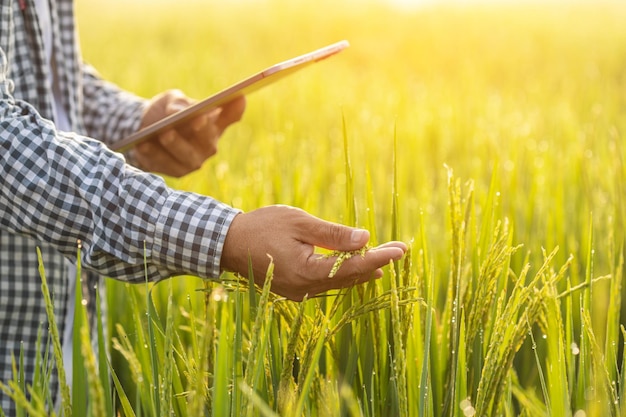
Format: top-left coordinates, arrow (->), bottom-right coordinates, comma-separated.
351,229 -> 369,244
169,102 -> 186,113
393,248 -> 404,260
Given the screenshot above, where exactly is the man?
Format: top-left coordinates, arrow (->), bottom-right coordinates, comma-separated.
0,0 -> 407,414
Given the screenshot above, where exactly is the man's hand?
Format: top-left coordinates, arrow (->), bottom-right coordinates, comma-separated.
221,205 -> 408,301
133,89 -> 245,177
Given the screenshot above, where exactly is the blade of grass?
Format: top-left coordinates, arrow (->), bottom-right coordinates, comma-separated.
293,318 -> 328,417
213,286 -> 233,417
95,285 -> 113,417
144,244 -> 161,417
72,246 -> 87,417
389,261 -> 408,417
244,257 -> 274,416
36,247 -> 72,417
108,358 -> 137,417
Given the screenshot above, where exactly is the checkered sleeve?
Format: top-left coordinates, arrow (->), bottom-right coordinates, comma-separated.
80,63 -> 147,147
1,53 -> 239,282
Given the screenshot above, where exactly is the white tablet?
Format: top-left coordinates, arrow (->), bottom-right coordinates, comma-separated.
113,40 -> 350,152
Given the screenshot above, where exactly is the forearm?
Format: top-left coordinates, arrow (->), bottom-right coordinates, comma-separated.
1,77 -> 237,282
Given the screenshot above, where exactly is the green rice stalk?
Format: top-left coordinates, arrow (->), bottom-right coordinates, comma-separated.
107,358 -> 136,417
189,280 -> 215,417
583,215 -> 594,316
28,323 -> 55,415
79,315 -> 106,417
240,382 -> 281,417
541,277 -> 571,417
160,281 -> 175,417
557,275 -> 611,300
120,284 -> 154,412
277,296 -> 307,415
477,163 -> 500,261
70,243 -> 106,417
442,168 -> 470,417
604,242 -> 623,386
111,324 -> 142,387
293,317 -> 328,417
32,325 -> 53,408
454,310 -> 468,417
475,247 -> 562,415
581,311 -> 618,415
389,260 -> 408,417
297,306 -> 324,391
364,167 -> 378,244
36,247 -> 72,417
339,383 -> 364,417
400,245 -> 415,343
0,381 -> 47,417
72,245 -> 88,417
529,322 -> 550,414
391,122 -> 400,245
509,373 -> 548,416
254,305 -> 275,409
619,325 -> 626,417
243,257 -> 275,416
342,111 -> 357,227
24,386 -> 48,415
329,287 -> 421,336
361,174 -> 381,414
5,295 -> 55,414
574,218 -> 595,411
232,276 -> 245,416
336,116 -> 361,417
187,287 -> 201,370
18,344 -> 25,417
564,277 -> 576,405
144,245 -> 161,417
95,287 -> 113,417
419,258 -> 435,417
464,218 -> 520,400
352,278 -> 383,417
267,303 -> 283,408
213,286 -> 234,417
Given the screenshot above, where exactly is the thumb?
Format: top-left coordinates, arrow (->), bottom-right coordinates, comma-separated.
309,221 -> 370,252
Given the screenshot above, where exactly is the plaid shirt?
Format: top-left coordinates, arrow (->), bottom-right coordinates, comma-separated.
0,0 -> 238,413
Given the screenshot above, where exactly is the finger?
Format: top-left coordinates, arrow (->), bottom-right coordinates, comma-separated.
164,91 -> 192,115
184,96 -> 245,135
190,111 -> 212,133
343,245 -> 405,273
308,243 -> 406,282
215,96 -> 246,132
370,241 -> 409,252
162,129 -> 209,170
300,219 -> 371,253
134,137 -> 195,177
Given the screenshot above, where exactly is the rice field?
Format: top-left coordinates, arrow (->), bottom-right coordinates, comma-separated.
3,0 -> 626,415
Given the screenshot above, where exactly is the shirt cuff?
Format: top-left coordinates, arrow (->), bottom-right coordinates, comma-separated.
152,190 -> 240,279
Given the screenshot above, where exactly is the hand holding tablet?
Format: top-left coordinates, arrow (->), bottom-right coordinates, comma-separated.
113,40 -> 350,152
